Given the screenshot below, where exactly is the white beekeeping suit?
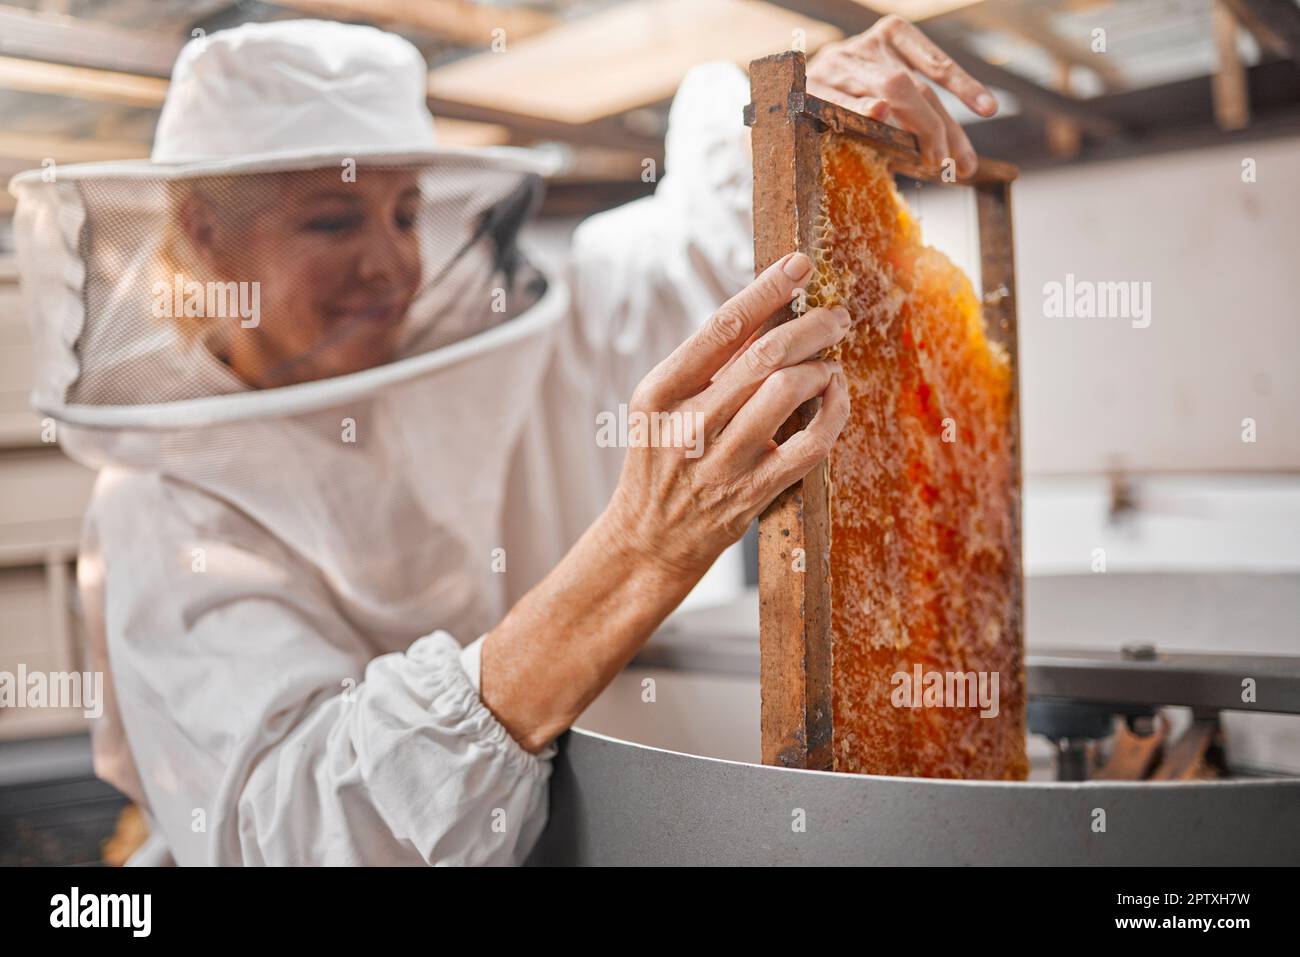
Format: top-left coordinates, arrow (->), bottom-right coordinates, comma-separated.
9,20 -> 753,865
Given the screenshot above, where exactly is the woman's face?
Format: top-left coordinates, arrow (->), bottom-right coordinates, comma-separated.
183,167 -> 423,387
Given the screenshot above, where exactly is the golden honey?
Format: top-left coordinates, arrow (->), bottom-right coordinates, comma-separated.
810,136 -> 1027,780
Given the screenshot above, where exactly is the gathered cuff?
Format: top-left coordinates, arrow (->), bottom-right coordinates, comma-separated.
409,631 -> 559,770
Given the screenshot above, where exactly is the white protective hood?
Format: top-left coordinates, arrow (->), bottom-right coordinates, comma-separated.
8,50 -> 757,864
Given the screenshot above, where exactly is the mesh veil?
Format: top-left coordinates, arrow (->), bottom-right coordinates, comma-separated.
24,158 -> 547,415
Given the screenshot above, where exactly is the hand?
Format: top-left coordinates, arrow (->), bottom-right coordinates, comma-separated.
606,250 -> 851,578
806,14 -> 998,176
481,252 -> 849,752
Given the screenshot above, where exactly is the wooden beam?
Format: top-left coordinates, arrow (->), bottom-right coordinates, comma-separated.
1044,59 -> 1082,158
538,179 -> 655,218
430,117 -> 511,148
1213,0 -> 1251,131
973,179 -> 1023,661
965,59 -> 1300,168
0,4 -> 180,76
427,0 -> 842,125
959,2 -> 1126,93
0,54 -> 167,107
0,4 -> 658,154
751,77 -> 1018,182
272,0 -> 557,47
1063,54 -> 1297,134
924,25 -> 1124,136
0,130 -> 148,164
1223,0 -> 1300,65
748,52 -> 835,770
425,94 -> 667,154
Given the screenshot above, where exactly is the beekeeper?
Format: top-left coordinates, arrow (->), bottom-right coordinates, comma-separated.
10,17 -> 995,865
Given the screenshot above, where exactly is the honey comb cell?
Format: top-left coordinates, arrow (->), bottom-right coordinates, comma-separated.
811,137 -> 1027,779
747,51 -> 1026,780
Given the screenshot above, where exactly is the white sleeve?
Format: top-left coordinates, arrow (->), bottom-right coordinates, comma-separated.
92,485 -> 554,867
459,633 -> 488,691
563,60 -> 755,406
225,625 -> 555,867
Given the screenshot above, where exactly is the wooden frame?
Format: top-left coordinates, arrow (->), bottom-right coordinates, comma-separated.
744,50 -> 1022,771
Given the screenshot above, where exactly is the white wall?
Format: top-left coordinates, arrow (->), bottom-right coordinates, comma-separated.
1013,135 -> 1300,475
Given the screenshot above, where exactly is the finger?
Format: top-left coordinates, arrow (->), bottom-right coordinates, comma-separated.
812,83 -> 892,123
855,96 -> 892,122
806,51 -> 893,121
648,252 -> 813,401
837,58 -> 966,174
753,369 -> 850,495
885,19 -> 996,117
704,305 -> 851,432
711,323 -> 766,382
717,359 -> 839,457
874,66 -> 949,168
712,284 -> 811,382
920,83 -> 976,177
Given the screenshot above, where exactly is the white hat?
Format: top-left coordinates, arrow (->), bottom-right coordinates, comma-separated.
8,19 -> 557,187
7,18 -> 564,428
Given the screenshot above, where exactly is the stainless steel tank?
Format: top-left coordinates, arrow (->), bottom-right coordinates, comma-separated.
528,577 -> 1300,865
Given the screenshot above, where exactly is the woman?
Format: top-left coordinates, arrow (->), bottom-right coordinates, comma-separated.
10,17 -> 995,864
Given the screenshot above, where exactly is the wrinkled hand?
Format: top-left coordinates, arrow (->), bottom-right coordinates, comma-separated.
807,14 -> 998,176
606,252 -> 850,578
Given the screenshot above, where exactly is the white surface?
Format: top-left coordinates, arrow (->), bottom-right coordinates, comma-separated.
1013,136 -> 1300,473
1024,473 -> 1300,574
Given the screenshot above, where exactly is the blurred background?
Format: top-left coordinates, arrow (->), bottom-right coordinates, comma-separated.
1,0 -> 1297,863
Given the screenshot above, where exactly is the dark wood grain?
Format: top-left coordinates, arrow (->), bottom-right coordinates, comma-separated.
747,52 -> 834,770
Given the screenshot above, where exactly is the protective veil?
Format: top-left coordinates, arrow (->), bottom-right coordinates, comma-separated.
10,20 -> 755,865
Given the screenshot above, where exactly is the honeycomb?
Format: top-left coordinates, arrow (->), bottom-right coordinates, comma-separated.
810,135 -> 1027,780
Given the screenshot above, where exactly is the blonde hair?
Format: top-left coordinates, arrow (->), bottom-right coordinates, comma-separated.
155,175 -> 281,340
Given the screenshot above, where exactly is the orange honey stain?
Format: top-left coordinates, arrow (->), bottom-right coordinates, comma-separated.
809,136 -> 1027,780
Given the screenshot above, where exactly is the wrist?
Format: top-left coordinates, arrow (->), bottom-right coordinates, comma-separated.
596,493 -> 714,591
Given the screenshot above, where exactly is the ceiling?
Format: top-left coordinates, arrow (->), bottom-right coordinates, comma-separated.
0,0 -> 1298,218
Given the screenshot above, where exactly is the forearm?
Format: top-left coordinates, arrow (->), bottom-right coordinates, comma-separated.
481,250 -> 847,757
478,506 -> 705,754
